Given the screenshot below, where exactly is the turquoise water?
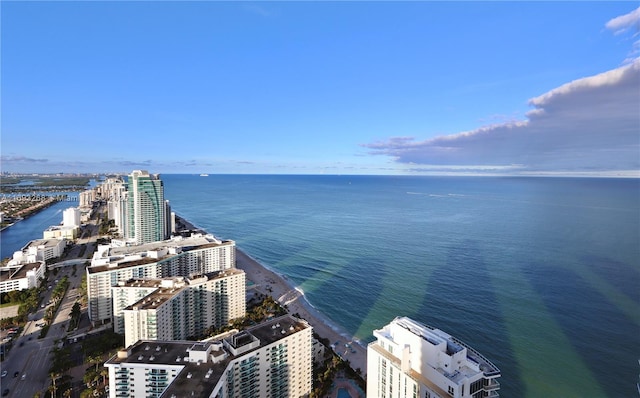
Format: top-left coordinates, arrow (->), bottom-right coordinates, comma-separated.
2,176 -> 637,396
163,174 -> 639,397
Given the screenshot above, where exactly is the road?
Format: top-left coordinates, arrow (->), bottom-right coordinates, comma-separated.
2,265 -> 85,398
1,215 -> 100,398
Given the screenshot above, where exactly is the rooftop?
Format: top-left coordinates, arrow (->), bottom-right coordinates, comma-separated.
87,256 -> 160,274
391,316 -> 501,377
27,238 -> 63,249
44,225 -> 77,231
107,315 -> 310,398
88,234 -> 234,274
0,262 -> 43,281
107,234 -> 228,257
122,269 -> 245,311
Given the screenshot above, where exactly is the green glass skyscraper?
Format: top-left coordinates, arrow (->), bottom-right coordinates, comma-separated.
126,170 -> 168,244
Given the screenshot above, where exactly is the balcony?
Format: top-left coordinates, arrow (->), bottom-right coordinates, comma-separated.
484,379 -> 500,391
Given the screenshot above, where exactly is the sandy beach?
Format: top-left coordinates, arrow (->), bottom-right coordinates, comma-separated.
176,215 -> 368,375
235,249 -> 368,376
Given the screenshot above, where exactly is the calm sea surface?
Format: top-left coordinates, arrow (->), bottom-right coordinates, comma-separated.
163,175 -> 639,398
2,175 -> 638,397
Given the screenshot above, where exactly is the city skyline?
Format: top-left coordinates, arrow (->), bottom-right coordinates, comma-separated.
2,2 -> 639,177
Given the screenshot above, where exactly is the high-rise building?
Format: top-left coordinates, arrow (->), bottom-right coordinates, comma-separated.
367,317 -> 501,398
126,170 -> 168,244
164,200 -> 174,238
79,189 -> 96,208
63,207 -> 81,227
87,234 -> 236,326
105,178 -> 128,236
114,270 -> 246,347
105,315 -> 313,398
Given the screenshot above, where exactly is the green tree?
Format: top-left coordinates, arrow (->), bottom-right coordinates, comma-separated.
86,354 -> 103,373
69,302 -> 81,329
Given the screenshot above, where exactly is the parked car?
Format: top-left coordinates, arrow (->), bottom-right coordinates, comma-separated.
1,370 -> 7,377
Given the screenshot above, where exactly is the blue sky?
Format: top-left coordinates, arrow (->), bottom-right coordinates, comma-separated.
2,2 -> 638,176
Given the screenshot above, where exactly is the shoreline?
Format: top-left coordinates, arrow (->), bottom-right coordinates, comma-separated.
175,216 -> 368,376
235,249 -> 368,374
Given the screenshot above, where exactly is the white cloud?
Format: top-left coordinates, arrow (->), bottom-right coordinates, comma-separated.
1,155 -> 48,163
605,7 -> 640,35
606,7 -> 640,64
362,60 -> 640,175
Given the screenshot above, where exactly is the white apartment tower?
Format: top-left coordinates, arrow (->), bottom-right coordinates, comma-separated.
367,317 -> 501,398
63,207 -> 81,227
116,270 -> 246,348
105,315 -> 313,398
87,234 -> 236,326
79,189 -> 96,208
106,179 -> 128,236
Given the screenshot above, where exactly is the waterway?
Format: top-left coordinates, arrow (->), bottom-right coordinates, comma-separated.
1,193 -> 80,260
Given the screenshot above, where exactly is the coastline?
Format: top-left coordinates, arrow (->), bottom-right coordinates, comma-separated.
235,249 -> 368,375
176,215 -> 368,376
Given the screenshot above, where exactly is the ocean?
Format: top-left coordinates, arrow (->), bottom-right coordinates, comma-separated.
162,174 -> 639,398
2,175 -> 637,397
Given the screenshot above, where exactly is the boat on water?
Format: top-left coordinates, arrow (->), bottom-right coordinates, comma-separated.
200,174 -> 209,177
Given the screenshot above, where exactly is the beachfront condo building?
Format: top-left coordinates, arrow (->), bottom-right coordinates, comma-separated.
105,315 -> 313,398
79,189 -> 95,209
367,317 -> 501,398
87,234 -> 236,326
106,179 -> 129,236
111,280 -> 159,334
115,270 -> 246,348
126,170 -> 170,244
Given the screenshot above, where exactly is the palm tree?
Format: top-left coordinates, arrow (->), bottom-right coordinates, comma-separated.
49,371 -> 60,397
87,354 -> 103,372
99,367 -> 109,386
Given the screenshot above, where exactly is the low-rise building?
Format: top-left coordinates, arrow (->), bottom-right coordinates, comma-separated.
43,225 -> 79,240
0,261 -> 46,293
9,238 -> 66,266
105,315 -> 313,398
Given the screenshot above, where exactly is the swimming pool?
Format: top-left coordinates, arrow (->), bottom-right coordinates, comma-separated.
337,388 -> 352,398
